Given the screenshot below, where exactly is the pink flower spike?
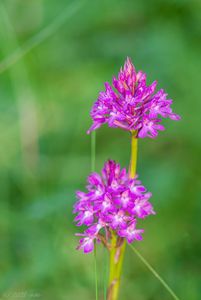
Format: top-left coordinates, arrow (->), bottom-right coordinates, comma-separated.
88,57 -> 181,138
73,160 -> 155,253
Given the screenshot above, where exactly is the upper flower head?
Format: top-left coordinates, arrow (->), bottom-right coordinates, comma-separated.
87,57 -> 181,138
73,160 -> 155,253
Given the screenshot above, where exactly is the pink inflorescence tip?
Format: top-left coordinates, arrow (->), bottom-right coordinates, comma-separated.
87,57 -> 181,138
73,160 -> 155,253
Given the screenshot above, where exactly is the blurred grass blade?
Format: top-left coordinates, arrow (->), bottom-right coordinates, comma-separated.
0,2 -> 39,172
103,248 -> 108,300
0,0 -> 85,74
129,244 -> 180,300
91,132 -> 98,299
91,131 -> 96,172
94,243 -> 98,300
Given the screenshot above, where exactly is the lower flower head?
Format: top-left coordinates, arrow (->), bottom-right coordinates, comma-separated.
73,160 -> 155,253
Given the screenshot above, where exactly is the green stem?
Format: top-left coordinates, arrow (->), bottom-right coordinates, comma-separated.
107,233 -> 126,300
129,130 -> 138,178
107,131 -> 138,300
94,242 -> 98,300
128,134 -> 180,300
91,131 -> 96,172
91,132 -> 98,300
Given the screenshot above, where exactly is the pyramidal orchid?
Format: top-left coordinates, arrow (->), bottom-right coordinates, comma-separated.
87,57 -> 180,138
73,57 -> 181,300
74,160 -> 155,253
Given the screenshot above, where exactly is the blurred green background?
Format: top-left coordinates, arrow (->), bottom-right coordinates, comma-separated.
0,0 -> 201,299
